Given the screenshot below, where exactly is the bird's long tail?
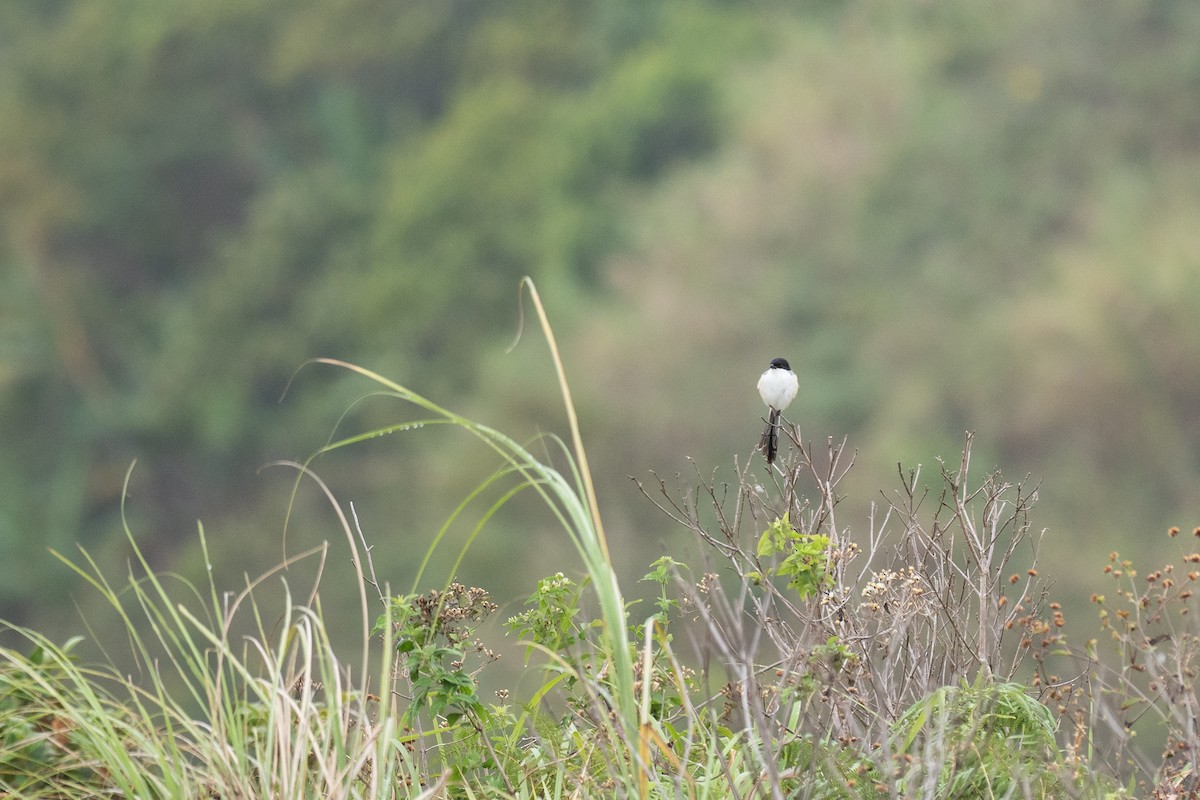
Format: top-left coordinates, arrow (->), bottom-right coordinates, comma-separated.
760,408 -> 781,464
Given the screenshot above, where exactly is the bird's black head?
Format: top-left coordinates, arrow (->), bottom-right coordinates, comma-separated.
768,357 -> 791,370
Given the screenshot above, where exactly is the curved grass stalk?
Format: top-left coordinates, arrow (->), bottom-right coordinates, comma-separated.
283,278 -> 635,741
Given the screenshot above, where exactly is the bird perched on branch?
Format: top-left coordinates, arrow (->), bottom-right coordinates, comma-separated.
757,357 -> 798,465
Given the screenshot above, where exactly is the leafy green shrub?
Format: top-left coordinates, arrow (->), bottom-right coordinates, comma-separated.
750,512 -> 832,600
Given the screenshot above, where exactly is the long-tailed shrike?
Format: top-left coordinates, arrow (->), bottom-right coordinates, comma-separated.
757,357 -> 798,465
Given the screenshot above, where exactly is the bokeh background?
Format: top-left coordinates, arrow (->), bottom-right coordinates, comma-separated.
2,1 -> 1199,656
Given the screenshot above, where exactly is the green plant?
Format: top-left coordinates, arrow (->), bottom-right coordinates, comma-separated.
891,677 -> 1060,798
641,556 -> 684,623
376,583 -> 499,726
506,572 -> 588,656
751,513 -> 832,600
0,635 -> 109,796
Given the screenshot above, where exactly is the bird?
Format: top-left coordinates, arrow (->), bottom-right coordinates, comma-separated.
757,357 -> 798,465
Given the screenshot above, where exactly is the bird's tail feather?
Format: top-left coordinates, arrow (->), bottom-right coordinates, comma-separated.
759,408 -> 782,464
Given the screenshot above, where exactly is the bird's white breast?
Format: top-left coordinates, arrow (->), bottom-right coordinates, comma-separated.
758,368 -> 798,410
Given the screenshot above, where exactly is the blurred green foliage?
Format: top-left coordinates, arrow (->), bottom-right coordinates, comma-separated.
1,0 -> 1198,649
